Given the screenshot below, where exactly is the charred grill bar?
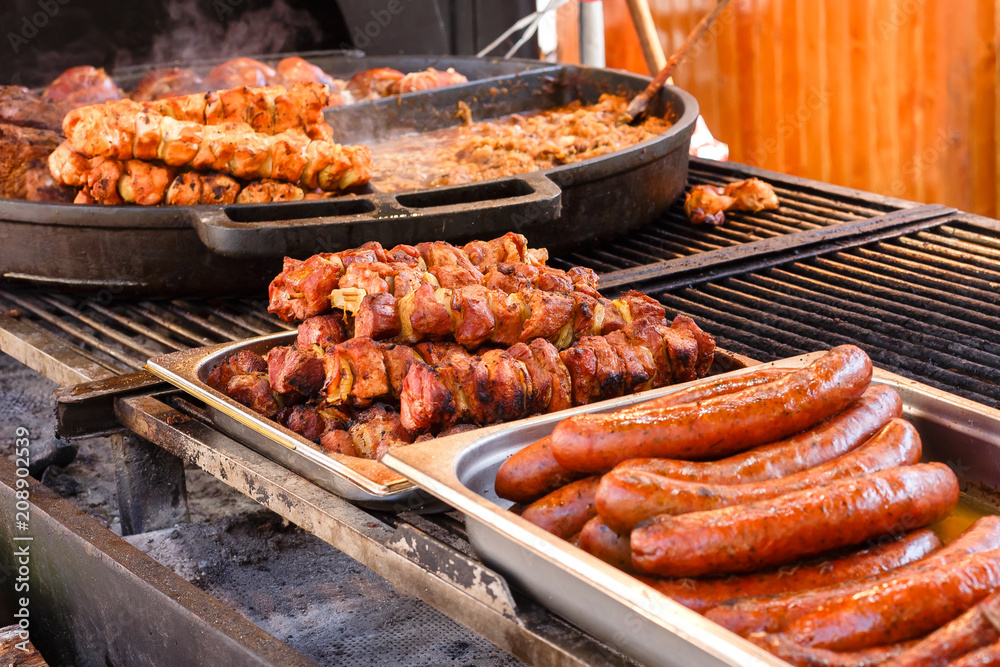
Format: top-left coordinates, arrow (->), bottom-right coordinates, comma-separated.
0,159 -> 995,665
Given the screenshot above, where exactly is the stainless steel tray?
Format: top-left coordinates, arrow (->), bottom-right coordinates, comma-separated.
146,331 -> 429,510
383,351 -> 1000,667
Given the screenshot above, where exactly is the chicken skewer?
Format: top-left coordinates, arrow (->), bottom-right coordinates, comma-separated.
60,104 -> 371,192
352,285 -> 665,350
144,81 -> 333,141
267,233 -> 594,322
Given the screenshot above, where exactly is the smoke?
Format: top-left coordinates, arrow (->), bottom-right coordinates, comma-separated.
117,0 -> 323,68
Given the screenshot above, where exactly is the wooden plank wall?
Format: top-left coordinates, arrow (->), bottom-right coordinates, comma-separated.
598,0 -> 998,216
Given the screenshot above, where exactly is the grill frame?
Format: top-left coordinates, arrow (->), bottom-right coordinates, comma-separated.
3,160 -> 995,666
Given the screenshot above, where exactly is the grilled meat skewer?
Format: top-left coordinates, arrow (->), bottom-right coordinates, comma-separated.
355,286 -> 664,350
267,233 -> 592,322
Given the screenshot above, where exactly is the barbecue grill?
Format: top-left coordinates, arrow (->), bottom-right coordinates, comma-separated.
2,156 -> 996,665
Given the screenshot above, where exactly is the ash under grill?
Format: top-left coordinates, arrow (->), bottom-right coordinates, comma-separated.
652,213 -> 1000,408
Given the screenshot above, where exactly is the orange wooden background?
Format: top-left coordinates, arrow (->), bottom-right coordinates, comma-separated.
595,0 -> 998,216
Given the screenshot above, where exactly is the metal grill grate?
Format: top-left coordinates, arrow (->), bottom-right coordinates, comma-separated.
654,214 -> 1000,408
0,290 -> 292,377
549,158 -> 905,273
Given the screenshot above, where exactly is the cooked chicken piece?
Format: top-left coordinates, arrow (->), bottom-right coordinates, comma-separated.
236,179 -> 304,203
47,142 -> 92,187
685,177 -> 780,225
165,171 -> 241,205
0,86 -> 70,132
82,158 -> 177,206
388,67 -> 468,95
724,177 -> 780,212
130,68 -> 206,102
684,185 -> 733,226
345,67 -> 404,101
62,103 -> 369,191
43,66 -> 122,107
204,58 -> 277,89
276,57 -> 340,91
0,123 -> 62,200
146,82 -> 332,140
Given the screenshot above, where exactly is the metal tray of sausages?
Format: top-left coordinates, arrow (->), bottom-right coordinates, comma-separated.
383,351 -> 1000,667
145,330 -> 432,510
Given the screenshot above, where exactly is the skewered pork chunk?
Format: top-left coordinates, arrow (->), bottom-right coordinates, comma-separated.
207,349 -> 268,391
0,86 -> 70,133
130,68 -> 206,102
226,373 -> 279,418
320,429 -> 357,456
399,314 -> 714,433
354,285 -> 661,350
348,404 -> 414,459
296,314 -> 350,351
321,338 -> 420,407
43,66 -> 123,107
267,234 -> 571,322
266,345 -> 324,399
204,58 -> 277,89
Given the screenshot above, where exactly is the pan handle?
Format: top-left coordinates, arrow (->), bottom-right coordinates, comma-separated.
187,172 -> 562,258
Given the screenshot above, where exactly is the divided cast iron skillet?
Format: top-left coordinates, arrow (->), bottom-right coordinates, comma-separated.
0,52 -> 698,297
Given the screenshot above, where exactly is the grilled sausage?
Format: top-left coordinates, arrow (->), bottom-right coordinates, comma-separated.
613,384 -> 902,485
747,633 -> 916,667
598,418 -> 921,532
494,368 -> 791,503
520,476 -> 600,539
494,436 -> 588,503
578,516 -> 633,571
632,463 -> 958,578
946,640 -> 1000,667
705,516 -> 1000,636
551,345 -> 873,472
638,529 -> 940,614
785,548 -> 1000,650
888,591 -> 1000,667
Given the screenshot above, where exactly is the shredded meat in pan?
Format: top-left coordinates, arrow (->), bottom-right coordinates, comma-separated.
370,94 -> 673,192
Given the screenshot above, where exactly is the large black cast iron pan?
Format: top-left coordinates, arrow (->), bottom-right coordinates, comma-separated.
0,57 -> 697,296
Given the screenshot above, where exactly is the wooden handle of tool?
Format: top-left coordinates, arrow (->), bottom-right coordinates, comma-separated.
625,0 -> 667,72
626,0 -> 733,121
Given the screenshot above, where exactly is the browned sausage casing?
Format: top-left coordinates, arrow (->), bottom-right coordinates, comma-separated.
638,528 -> 940,614
520,476 -> 600,539
747,633 -> 915,667
494,435 -> 587,504
578,516 -> 633,572
888,591 -> 1000,667
598,418 -> 921,532
785,547 -> 1000,650
632,463 -> 958,578
705,516 -> 1000,636
946,639 -> 1000,667
551,345 -> 873,472
613,383 -> 902,485
494,368 -> 791,503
